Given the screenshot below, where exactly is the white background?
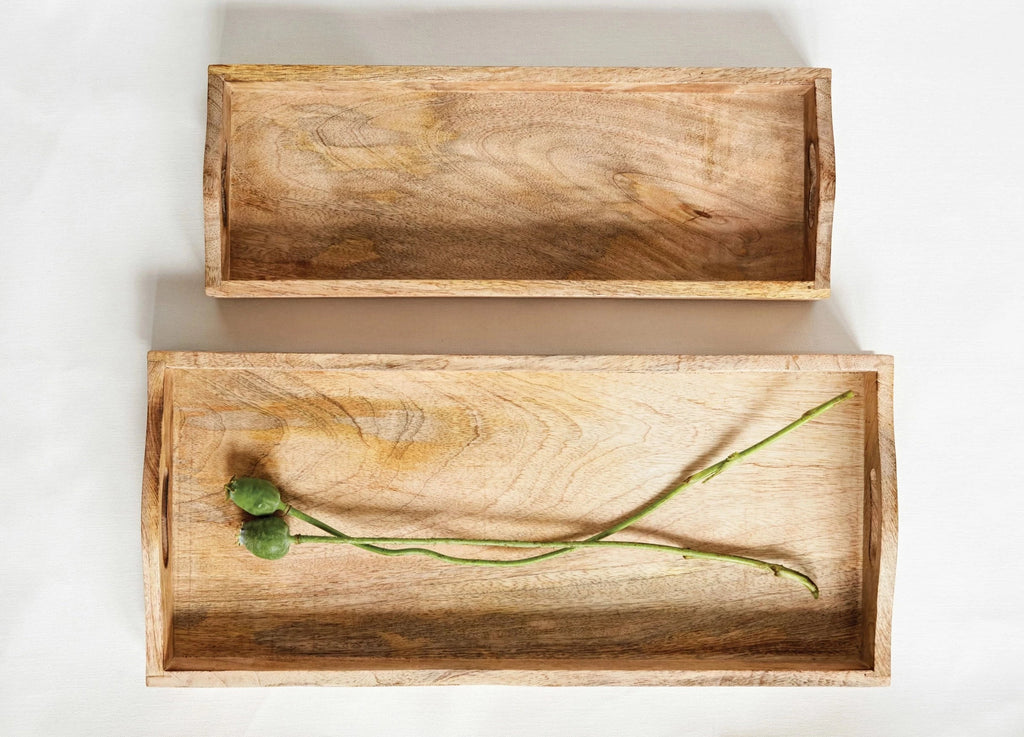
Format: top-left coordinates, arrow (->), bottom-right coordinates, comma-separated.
2,0 -> 1023,734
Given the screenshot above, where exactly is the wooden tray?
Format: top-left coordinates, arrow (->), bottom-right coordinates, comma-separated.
204,66 -> 834,298
143,353 -> 894,686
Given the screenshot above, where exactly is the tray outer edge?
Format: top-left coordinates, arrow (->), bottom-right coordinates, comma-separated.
142,355 -> 173,682
146,667 -> 886,688
203,71 -> 227,293
812,74 -> 835,290
871,357 -> 898,680
206,280 -> 829,299
209,65 -> 831,85
145,352 -> 888,373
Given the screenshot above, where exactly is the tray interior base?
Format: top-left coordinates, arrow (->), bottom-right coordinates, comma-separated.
214,72 -> 823,287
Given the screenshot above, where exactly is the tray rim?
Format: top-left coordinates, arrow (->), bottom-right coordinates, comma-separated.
203,65 -> 834,299
142,352 -> 895,686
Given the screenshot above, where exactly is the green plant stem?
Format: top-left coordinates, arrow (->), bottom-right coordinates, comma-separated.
285,390 -> 852,569
283,506 -> 485,568
291,534 -> 819,598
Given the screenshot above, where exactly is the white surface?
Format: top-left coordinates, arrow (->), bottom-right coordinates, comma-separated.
2,0 -> 1022,734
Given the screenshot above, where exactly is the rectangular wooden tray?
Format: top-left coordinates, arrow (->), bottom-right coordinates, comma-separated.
204,66 -> 834,298
143,353 -> 894,686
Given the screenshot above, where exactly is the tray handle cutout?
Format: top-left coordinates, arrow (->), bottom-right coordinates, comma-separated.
806,139 -> 819,231
160,473 -> 170,568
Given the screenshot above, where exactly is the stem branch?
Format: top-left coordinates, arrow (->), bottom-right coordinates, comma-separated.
292,534 -> 819,597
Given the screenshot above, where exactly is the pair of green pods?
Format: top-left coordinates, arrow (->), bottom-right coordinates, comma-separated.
226,476 -> 293,560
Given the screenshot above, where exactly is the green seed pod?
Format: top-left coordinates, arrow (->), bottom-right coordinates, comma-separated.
225,476 -> 284,516
238,515 -> 292,560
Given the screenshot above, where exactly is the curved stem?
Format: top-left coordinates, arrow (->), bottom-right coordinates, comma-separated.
286,391 -> 852,568
284,507 -> 493,568
291,534 -> 819,598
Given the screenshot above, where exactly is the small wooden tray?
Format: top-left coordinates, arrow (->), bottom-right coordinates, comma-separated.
204,66 -> 834,298
143,353 -> 894,686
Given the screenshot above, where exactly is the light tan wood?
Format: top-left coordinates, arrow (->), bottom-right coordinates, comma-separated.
141,359 -> 173,682
866,359 -> 898,677
143,352 -> 895,686
211,65 -> 828,85
203,73 -> 227,291
811,78 -> 835,289
203,66 -> 834,298
208,279 -> 828,299
147,664 -> 884,688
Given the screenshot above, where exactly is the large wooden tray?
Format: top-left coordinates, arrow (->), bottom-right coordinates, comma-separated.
143,353 -> 895,686
204,66 -> 834,298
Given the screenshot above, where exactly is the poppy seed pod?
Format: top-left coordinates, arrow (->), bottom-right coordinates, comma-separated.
238,515 -> 293,560
225,476 -> 285,516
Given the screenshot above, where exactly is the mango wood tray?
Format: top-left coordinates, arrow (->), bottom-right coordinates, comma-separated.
204,66 -> 834,298
142,353 -> 894,686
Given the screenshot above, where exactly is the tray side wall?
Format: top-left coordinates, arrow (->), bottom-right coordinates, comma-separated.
866,359 -> 897,678
210,65 -> 830,85
811,76 -> 835,290
142,358 -> 175,683
148,352 -> 889,374
207,279 -> 827,299
148,667 -> 886,688
860,369 -> 880,672
203,73 -> 229,292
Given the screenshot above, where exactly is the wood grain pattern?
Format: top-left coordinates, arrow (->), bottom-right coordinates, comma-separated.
141,359 -> 171,682
203,66 -> 834,298
203,72 -> 227,291
811,78 -> 835,289
142,353 -> 895,686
